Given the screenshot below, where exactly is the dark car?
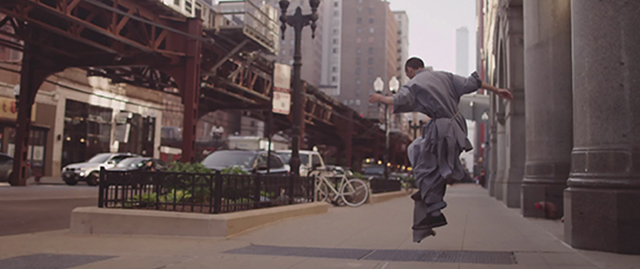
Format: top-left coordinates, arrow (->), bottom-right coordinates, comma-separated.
107,157 -> 168,172
200,150 -> 288,175
0,153 -> 32,184
362,165 -> 385,180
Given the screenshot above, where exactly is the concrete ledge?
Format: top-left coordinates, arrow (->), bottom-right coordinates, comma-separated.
71,202 -> 329,238
369,190 -> 410,204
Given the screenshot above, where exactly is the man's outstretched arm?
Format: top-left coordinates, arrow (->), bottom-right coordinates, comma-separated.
369,93 -> 394,106
481,81 -> 513,100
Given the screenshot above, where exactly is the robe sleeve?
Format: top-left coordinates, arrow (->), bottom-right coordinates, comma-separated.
393,84 -> 417,113
451,71 -> 482,97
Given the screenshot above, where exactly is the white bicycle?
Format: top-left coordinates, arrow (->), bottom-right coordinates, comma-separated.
308,169 -> 370,207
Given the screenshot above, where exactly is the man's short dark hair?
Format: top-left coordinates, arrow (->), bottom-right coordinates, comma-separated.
405,57 -> 425,71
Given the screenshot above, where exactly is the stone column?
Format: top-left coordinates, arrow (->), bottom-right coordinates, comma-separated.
500,6 -> 526,208
494,108 -> 506,201
565,0 -> 640,254
488,94 -> 498,197
521,0 -> 573,219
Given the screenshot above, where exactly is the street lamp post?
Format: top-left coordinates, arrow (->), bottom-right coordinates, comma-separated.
408,120 -> 424,139
278,0 -> 320,176
374,77 -> 399,180
387,77 -> 399,178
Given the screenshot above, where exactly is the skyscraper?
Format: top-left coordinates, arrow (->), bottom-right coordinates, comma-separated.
456,27 -> 469,76
338,0 -> 401,120
319,0 -> 343,96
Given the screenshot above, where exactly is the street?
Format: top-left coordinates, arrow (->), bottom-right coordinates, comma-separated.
0,183 -> 98,236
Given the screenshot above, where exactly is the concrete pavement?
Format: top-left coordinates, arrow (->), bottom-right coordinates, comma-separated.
0,184 -> 638,268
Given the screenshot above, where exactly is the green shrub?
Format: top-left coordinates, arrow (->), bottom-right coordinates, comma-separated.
167,162 -> 212,174
221,166 -> 248,175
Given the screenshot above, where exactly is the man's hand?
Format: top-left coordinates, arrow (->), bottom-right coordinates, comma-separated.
496,88 -> 513,100
368,93 -> 385,104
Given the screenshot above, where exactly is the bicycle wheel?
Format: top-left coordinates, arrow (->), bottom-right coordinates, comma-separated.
316,181 -> 330,202
340,178 -> 369,207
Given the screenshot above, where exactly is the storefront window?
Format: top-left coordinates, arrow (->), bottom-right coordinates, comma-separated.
62,100 -> 112,166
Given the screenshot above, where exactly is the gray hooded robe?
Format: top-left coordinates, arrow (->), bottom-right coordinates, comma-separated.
392,69 -> 482,242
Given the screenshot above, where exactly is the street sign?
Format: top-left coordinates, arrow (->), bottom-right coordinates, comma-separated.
273,63 -> 291,115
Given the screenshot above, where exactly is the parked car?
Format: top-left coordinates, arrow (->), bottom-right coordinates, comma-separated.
0,153 -> 32,185
200,150 -> 288,175
107,157 -> 168,172
362,165 -> 385,180
62,152 -> 140,186
275,150 -> 327,176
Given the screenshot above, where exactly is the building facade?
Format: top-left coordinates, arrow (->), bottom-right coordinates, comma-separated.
338,0 -> 400,120
481,0 -> 640,254
319,0 -> 342,96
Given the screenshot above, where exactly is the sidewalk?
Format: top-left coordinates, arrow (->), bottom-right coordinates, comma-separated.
0,184 -> 638,268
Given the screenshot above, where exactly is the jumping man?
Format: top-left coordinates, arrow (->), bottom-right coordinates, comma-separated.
368,57 -> 513,243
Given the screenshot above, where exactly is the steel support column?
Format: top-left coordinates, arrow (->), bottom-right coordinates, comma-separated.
10,40 -> 64,186
340,110 -> 354,168
164,18 -> 202,163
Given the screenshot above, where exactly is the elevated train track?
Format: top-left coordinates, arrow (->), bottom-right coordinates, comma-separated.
0,0 -> 409,185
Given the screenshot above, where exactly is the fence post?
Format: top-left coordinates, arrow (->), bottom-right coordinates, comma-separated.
254,174 -> 261,209
155,174 -> 160,210
98,167 -> 105,208
214,171 -> 222,213
209,173 -> 214,213
289,174 -> 295,205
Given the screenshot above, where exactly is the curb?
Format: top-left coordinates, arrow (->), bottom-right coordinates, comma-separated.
70,202 -> 329,238
369,190 -> 410,204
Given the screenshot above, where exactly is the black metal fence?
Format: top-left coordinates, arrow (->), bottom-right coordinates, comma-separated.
98,168 -> 314,214
369,179 -> 402,194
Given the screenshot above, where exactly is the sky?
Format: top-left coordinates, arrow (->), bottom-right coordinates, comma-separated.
387,0 -> 478,74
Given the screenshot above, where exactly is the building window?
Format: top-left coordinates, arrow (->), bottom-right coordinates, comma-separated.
281,50 -> 286,55
356,58 -> 362,65
356,68 -> 361,75
368,68 -> 373,75
356,48 -> 361,54
369,47 -> 373,54
369,7 -> 374,14
357,18 -> 362,24
334,1 -> 338,7
333,29 -> 338,35
332,66 -> 337,72
369,27 -> 374,34
333,48 -> 338,53
358,0 -> 363,3
334,11 -> 339,16
358,7 -> 362,13
357,28 -> 362,34
356,79 -> 361,85
290,40 -> 294,46
333,38 -> 338,44
355,100 -> 361,106
369,18 -> 374,23
332,76 -> 337,82
290,49 -> 294,55
368,58 -> 373,65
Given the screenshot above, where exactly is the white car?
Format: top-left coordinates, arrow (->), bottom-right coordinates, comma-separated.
275,150 -> 327,176
62,153 -> 139,186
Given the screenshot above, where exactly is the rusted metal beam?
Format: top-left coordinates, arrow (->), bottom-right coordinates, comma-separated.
82,0 -> 209,42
